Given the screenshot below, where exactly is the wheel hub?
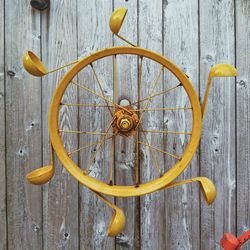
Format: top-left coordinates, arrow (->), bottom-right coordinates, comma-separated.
112,107 -> 139,136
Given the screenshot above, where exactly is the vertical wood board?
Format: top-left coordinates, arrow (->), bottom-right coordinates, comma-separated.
5,1 -> 43,249
41,0 -> 79,249
236,1 -> 250,249
200,0 -> 236,249
0,0 -> 6,248
77,0 -> 115,249
163,0 -> 200,249
114,0 -> 139,249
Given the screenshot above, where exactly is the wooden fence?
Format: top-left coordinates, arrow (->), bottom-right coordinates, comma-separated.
0,0 -> 249,249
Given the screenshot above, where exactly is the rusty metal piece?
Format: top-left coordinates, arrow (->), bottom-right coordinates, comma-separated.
30,0 -> 50,11
112,106 -> 139,136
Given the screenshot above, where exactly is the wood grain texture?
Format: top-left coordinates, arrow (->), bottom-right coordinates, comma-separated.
114,0 -> 139,249
200,0 -> 236,249
77,1 -> 115,249
163,0 -> 200,249
138,1 -> 165,249
0,0 -> 6,248
236,1 -> 250,248
1,1 -> 250,249
41,0 -> 79,249
5,0 -> 43,249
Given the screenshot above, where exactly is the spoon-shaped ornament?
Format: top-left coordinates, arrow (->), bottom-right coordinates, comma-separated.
23,51 -> 78,77
26,165 -> 54,185
109,8 -> 136,47
26,143 -> 55,185
23,51 -> 48,76
93,191 -> 126,237
107,205 -> 126,237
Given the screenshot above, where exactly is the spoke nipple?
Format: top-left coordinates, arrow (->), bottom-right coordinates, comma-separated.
178,82 -> 182,86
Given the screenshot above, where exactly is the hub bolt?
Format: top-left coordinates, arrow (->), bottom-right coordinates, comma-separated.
120,118 -> 131,130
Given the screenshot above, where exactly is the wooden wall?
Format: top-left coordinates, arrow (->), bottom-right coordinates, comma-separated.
0,0 -> 249,249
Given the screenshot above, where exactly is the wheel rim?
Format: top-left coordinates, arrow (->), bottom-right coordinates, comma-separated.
49,46 -> 202,197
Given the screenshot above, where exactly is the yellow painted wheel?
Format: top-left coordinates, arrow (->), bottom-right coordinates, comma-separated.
49,46 -> 202,197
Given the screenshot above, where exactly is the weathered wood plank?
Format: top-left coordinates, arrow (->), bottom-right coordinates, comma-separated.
5,1 -> 43,249
0,0 -> 6,248
163,0 -> 200,249
77,1 -> 115,249
2,2 -> 250,249
200,0 -> 236,249
113,1 -> 139,249
139,1 -> 165,249
236,0 -> 250,247
41,0 -> 79,249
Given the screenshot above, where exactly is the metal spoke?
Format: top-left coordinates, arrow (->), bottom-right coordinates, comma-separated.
119,132 -> 162,175
109,135 -> 115,185
68,136 -> 112,156
140,125 -> 162,175
135,65 -> 164,129
59,129 -> 114,136
123,132 -> 180,160
60,103 -> 114,108
133,107 -> 192,112
140,129 -> 192,135
71,80 -> 133,114
113,55 -> 117,110
84,118 -> 115,174
135,56 -> 143,186
138,56 -> 143,102
131,83 -> 181,106
139,140 -> 180,160
135,131 -> 140,186
90,64 -> 113,116
108,55 -> 117,185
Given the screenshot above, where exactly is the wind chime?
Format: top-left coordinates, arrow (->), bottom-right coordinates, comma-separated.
23,8 -> 237,236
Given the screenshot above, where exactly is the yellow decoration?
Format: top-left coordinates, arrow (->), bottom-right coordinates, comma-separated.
23,51 -> 48,76
23,51 -> 79,77
201,64 -> 237,119
26,143 -> 55,185
26,165 -> 54,185
109,7 -> 127,35
109,7 -> 136,47
94,191 -> 126,236
162,177 -> 217,205
23,8 -> 237,237
48,46 -> 202,197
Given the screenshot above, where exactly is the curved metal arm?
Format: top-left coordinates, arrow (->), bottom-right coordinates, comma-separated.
201,64 -> 237,120
161,177 -> 217,205
92,190 -> 126,237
